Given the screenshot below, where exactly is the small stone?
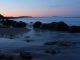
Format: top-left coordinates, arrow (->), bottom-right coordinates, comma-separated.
45,50 -> 50,53
25,36 -> 30,38
51,50 -> 57,54
20,52 -> 33,60
26,40 -> 31,42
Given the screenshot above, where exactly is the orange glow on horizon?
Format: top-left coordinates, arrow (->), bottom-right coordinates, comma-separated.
1,7 -> 79,17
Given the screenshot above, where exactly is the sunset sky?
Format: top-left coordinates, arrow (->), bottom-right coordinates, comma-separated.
0,0 -> 80,17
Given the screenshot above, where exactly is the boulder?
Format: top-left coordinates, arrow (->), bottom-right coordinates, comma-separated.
20,51 -> 33,60
55,21 -> 69,31
33,21 -> 42,28
69,26 -> 80,33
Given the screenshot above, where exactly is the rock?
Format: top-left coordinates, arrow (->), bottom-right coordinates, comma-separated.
25,36 -> 31,38
40,22 -> 57,30
58,41 -> 74,47
44,41 -> 57,45
44,49 -> 57,55
20,51 -> 33,60
26,40 -> 31,42
33,21 -> 42,28
51,50 -> 57,54
4,55 -> 14,60
40,23 -> 49,30
33,21 -> 69,32
0,54 -> 5,60
1,19 -> 27,28
45,50 -> 50,53
0,53 -> 14,60
69,26 -> 80,33
9,35 -> 14,39
55,21 -> 69,31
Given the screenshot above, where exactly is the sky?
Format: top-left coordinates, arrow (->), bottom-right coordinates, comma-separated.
0,0 -> 80,17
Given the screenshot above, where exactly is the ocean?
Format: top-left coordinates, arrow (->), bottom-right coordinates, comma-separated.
14,17 -> 80,26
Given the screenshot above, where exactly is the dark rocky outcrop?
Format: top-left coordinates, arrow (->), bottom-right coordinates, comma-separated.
0,54 -> 5,60
33,21 -> 69,31
0,20 -> 27,28
51,50 -> 57,54
0,54 -> 14,60
69,26 -> 80,33
33,21 -> 42,28
45,50 -> 50,53
0,14 -> 27,28
44,41 -> 75,47
40,22 -> 57,30
55,21 -> 69,31
44,41 -> 57,45
20,51 -> 33,60
33,21 -> 80,33
44,41 -> 76,55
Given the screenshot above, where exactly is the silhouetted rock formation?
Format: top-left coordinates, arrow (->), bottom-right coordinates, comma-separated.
20,52 -> 33,60
0,14 -> 9,21
69,26 -> 80,33
33,21 -> 69,31
40,23 -> 50,30
0,14 -> 27,28
33,21 -> 42,28
0,53 -> 14,60
0,14 -> 4,19
0,20 -> 27,28
33,21 -> 80,33
55,21 -> 69,31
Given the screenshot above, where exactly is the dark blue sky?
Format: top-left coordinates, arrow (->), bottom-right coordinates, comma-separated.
0,0 -> 80,17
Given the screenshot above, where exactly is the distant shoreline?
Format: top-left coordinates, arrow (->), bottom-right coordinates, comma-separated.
6,16 -> 80,19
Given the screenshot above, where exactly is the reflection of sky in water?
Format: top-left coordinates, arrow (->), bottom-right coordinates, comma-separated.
25,29 -> 80,42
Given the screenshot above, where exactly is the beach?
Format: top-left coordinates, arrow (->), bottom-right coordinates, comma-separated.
0,17 -> 80,60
